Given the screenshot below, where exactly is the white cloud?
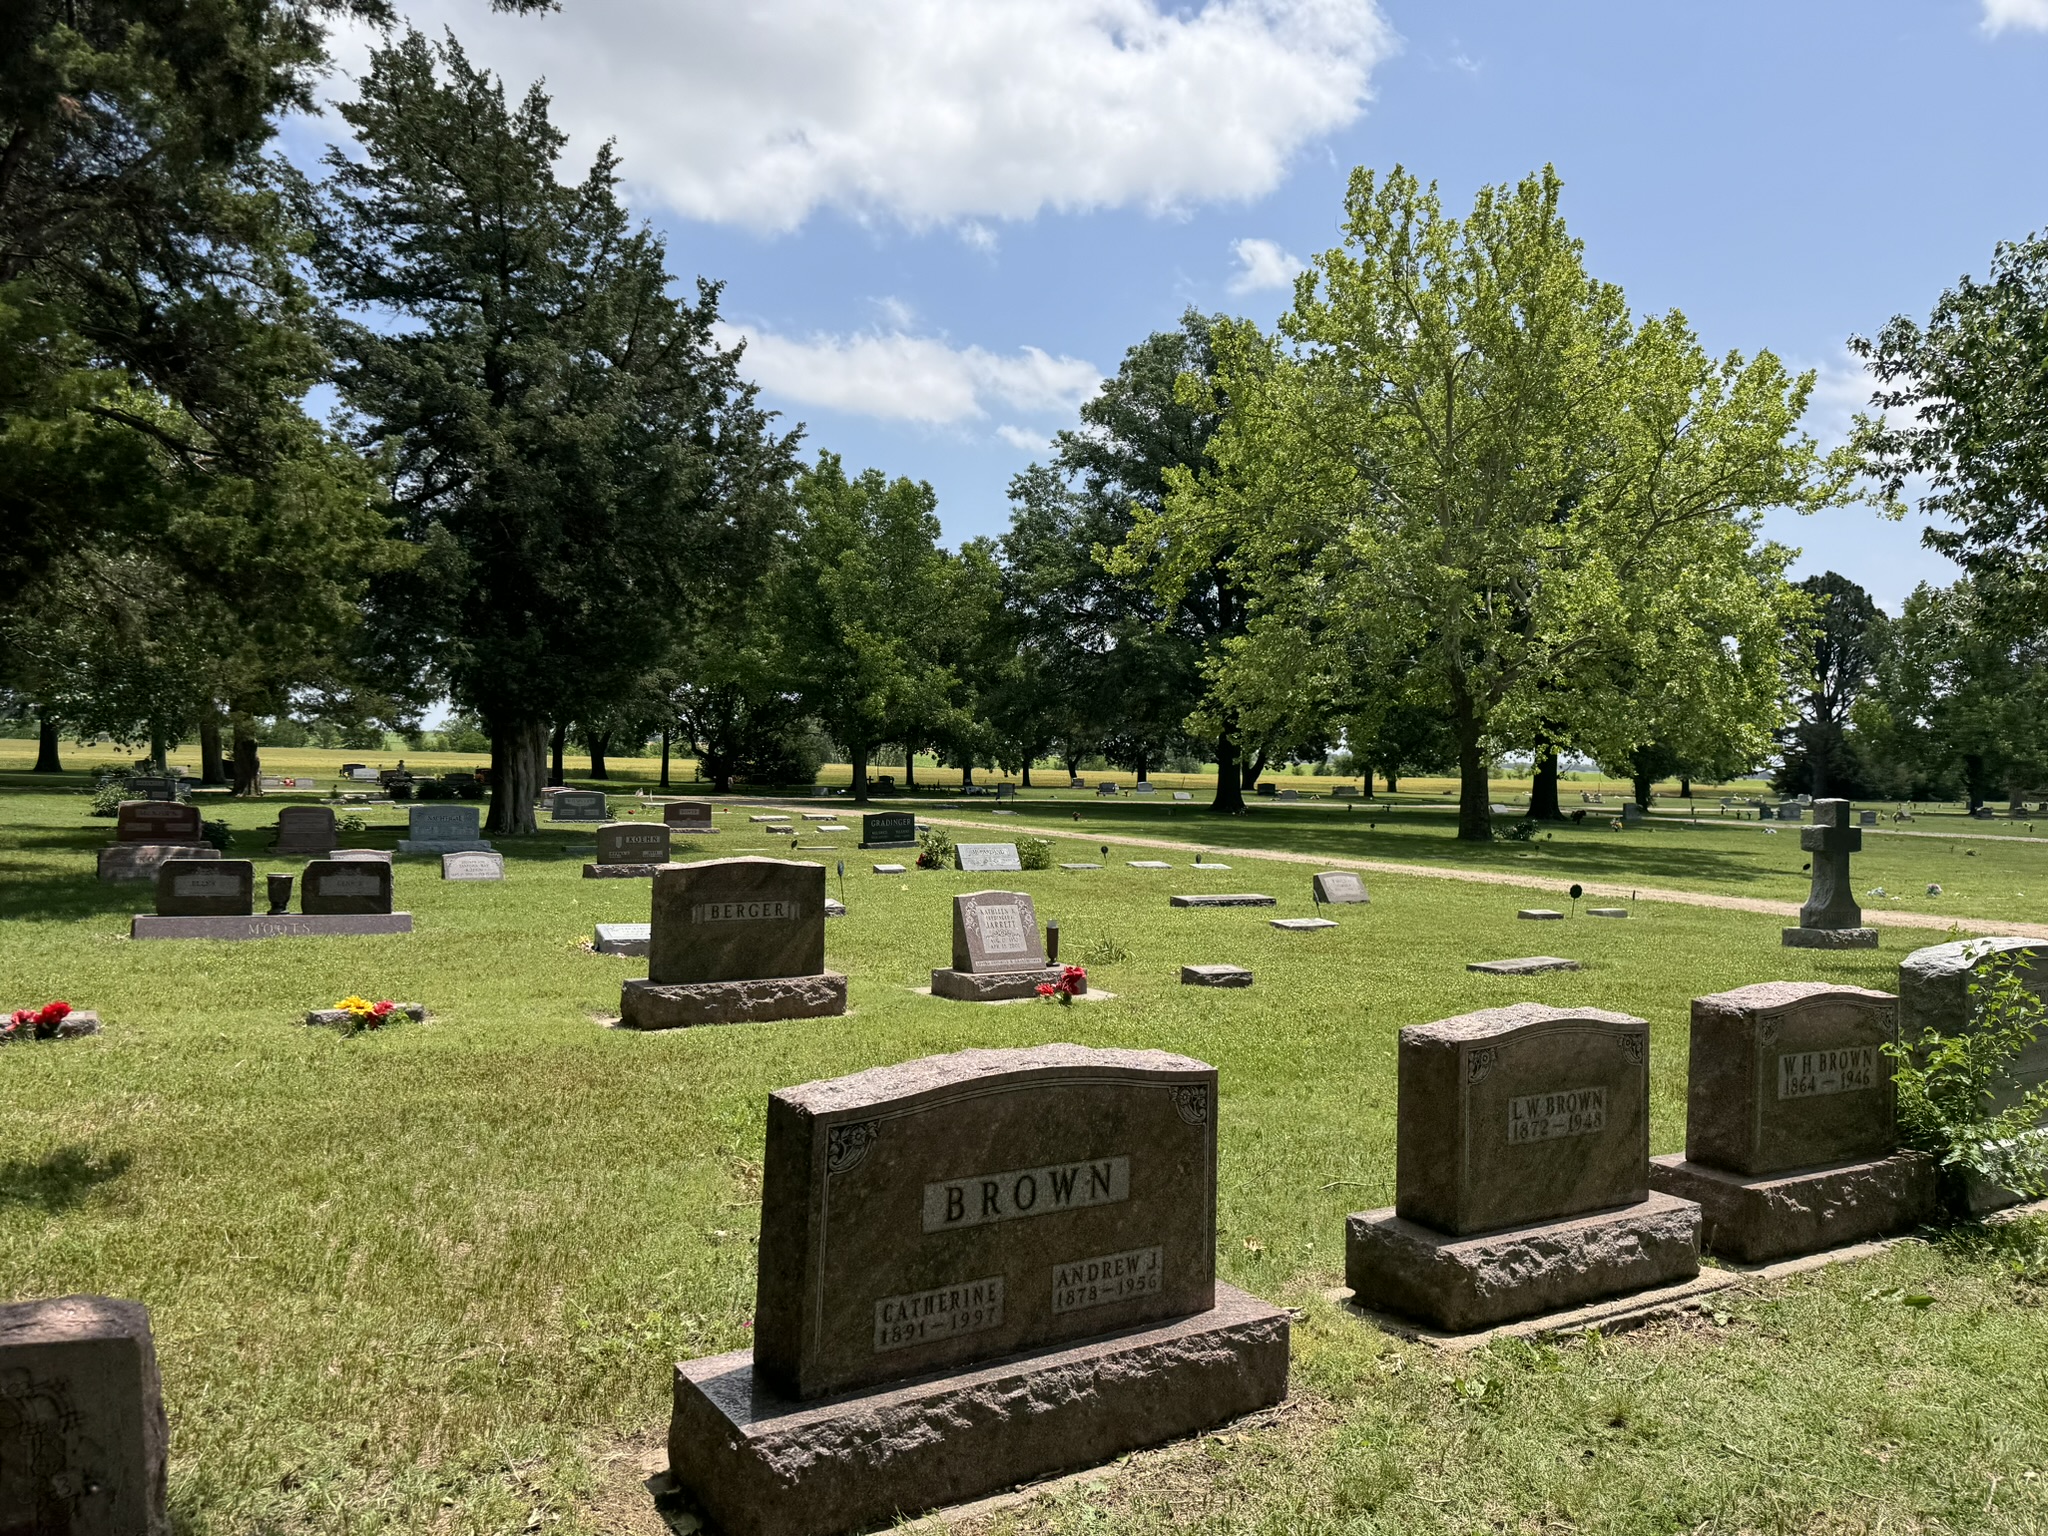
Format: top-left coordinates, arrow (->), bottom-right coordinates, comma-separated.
996,425 -> 1048,451
331,0 -> 1393,233
1982,0 -> 2048,32
716,323 -> 1101,424
1229,236 -> 1307,293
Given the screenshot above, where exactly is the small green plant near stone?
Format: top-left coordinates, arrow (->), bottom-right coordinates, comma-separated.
915,826 -> 953,869
1886,949 -> 2048,1215
337,813 -> 368,835
1505,817 -> 1538,841
201,818 -> 233,852
88,773 -> 127,817
1080,935 -> 1130,967
1016,835 -> 1053,870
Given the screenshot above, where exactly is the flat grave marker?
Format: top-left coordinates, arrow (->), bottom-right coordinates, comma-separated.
1467,957 -> 1581,975
1182,964 -> 1253,987
1271,917 -> 1337,931
956,842 -> 1023,873
1312,872 -> 1370,905
1168,893 -> 1276,908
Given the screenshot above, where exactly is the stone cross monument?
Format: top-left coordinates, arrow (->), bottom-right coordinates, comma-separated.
1783,799 -> 1877,949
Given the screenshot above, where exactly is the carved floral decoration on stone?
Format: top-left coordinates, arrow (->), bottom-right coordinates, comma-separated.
1035,966 -> 1088,1005
2,999 -> 71,1041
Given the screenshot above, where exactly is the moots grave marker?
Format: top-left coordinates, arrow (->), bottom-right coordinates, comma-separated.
620,857 -> 847,1028
667,1044 -> 1288,1536
1346,1004 -> 1700,1331
930,891 -> 1072,1001
1649,983 -> 1933,1260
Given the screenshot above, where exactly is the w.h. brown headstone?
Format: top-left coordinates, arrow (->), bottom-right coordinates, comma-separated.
668,1044 -> 1288,1536
1346,1003 -> 1700,1330
620,857 -> 846,1028
1649,982 -> 1933,1259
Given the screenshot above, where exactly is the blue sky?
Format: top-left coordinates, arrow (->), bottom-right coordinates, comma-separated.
308,0 -> 2048,614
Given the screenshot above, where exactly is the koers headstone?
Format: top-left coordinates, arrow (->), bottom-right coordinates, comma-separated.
584,821 -> 671,878
666,1044 -> 1288,1536
1649,982 -> 1932,1260
1346,1003 -> 1700,1330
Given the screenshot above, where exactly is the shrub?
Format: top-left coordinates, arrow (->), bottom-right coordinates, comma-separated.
915,826 -> 953,870
338,814 -> 368,835
388,779 -> 414,802
456,777 -> 485,800
88,775 -> 127,817
1016,835 -> 1053,870
416,779 -> 455,801
201,819 -> 233,853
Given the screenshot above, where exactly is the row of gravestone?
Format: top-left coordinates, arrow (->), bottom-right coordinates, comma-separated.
131,857 -> 412,941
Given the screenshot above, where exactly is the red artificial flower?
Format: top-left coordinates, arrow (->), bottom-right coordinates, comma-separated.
37,1001 -> 71,1025
371,1000 -> 396,1018
1035,983 -> 1057,997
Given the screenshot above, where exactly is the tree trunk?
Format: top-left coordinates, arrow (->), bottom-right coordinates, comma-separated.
1360,767 -> 1374,797
549,723 -> 566,787
1385,770 -> 1400,793
1212,729 -> 1246,814
660,728 -> 671,790
32,708 -> 62,773
960,760 -> 973,788
588,730 -> 609,779
1021,762 -> 1034,788
148,723 -> 169,773
199,712 -> 227,786
1529,746 -> 1563,820
1680,775 -> 1693,799
1809,724 -> 1831,800
487,719 -> 546,835
905,745 -> 916,790
851,744 -> 869,804
1632,772 -> 1653,809
1453,694 -> 1490,841
1963,753 -> 1987,814
230,716 -> 262,797
1135,752 -> 1149,784
1240,746 -> 1270,792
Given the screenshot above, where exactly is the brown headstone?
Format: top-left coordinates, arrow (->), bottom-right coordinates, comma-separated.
273,805 -> 337,855
663,800 -> 714,829
950,890 -> 1047,974
1683,982 -> 1899,1175
753,1043 -> 1217,1401
0,1295 -> 169,1536
597,821 -> 671,865
1395,1003 -> 1650,1236
300,858 -> 394,915
648,858 -> 824,985
153,859 -> 254,917
114,801 -> 202,844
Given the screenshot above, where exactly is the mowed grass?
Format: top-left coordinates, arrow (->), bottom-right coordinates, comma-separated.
2,784 -> 2045,1534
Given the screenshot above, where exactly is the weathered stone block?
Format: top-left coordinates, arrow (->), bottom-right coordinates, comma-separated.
1648,1151 -> 1935,1262
1466,957 -> 1580,975
619,973 -> 847,1029
1181,964 -> 1253,987
1782,926 -> 1878,949
1168,893 -> 1276,908
929,966 -> 1070,1001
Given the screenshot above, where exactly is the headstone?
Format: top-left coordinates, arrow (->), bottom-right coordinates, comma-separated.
872,863 -> 907,874
550,789 -> 607,822
442,850 -> 504,881
397,803 -> 492,853
125,775 -> 178,802
1620,802 -> 1643,824
1899,938 -> 2048,1120
594,922 -> 650,956
1783,799 -> 1877,948
1650,982 -> 1934,1259
1859,810 -> 1878,826
1127,860 -> 1170,870
956,842 -> 1023,873
1181,964 -> 1253,987
1776,804 -> 1803,822
1518,909 -> 1564,921
153,859 -> 253,917
584,820 -> 671,877
1168,893 -> 1276,908
931,891 -> 1065,1001
1271,917 -> 1337,931
114,801 -> 202,844
301,858 -> 394,915
817,823 -> 851,833
1312,872 -> 1369,905
1059,863 -> 1102,870
1587,907 -> 1629,919
1466,957 -> 1581,975
0,1294 -> 169,1536
1096,782 -> 1119,797
664,801 -> 717,833
97,842 -> 221,882
1346,1004 -> 1699,1330
667,1045 -> 1288,1536
1333,785 -> 1358,797
621,858 -> 847,1029
996,784 -> 1017,799
1255,782 -> 1276,797
274,805 -> 337,856
1173,791 -> 1192,801
1070,777 -> 1086,789
1275,788 -> 1300,801
1133,782 -> 1156,796
860,811 -> 918,849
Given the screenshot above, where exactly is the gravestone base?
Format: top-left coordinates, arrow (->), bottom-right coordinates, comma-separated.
1648,1151 -> 1936,1263
667,1285 -> 1289,1536
929,965 -> 1073,1002
620,972 -> 847,1029
1182,964 -> 1253,987
129,913 -> 413,941
1167,893 -> 1276,908
396,838 -> 494,854
304,1003 -> 428,1027
97,843 -> 217,881
1785,925 -> 1875,950
0,1009 -> 100,1042
582,862 -> 661,879
1781,925 -> 1879,949
1345,1191 -> 1701,1332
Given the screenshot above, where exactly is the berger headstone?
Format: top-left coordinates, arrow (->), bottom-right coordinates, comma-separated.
620,857 -> 847,1029
0,1295 -> 169,1536
550,789 -> 608,822
955,842 -> 1023,873
114,801 -> 203,844
301,858 -> 394,915
930,891 -> 1067,1001
154,859 -> 254,917
1312,871 -> 1370,905
1783,799 -> 1877,948
1346,1003 -> 1699,1330
585,821 -> 671,878
1649,982 -> 1933,1259
860,810 -> 917,849
667,1045 -> 1289,1536
274,805 -> 337,856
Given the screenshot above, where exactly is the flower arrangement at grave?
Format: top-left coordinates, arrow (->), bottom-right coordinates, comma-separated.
1035,966 -> 1087,1005
915,826 -> 954,870
334,995 -> 400,1033
2,1000 -> 73,1041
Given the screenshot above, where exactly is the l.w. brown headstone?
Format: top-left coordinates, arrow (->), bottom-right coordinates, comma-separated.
115,802 -> 202,843
300,859 -> 394,915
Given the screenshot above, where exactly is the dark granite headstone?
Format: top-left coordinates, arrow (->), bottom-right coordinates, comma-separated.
301,858 -> 394,915
0,1295 -> 169,1536
664,800 -> 715,831
951,890 -> 1047,973
274,805 -> 337,855
1784,799 -> 1876,947
114,801 -> 202,844
648,857 -> 823,984
1312,872 -> 1369,905
153,859 -> 253,917
597,821 -> 671,865
550,790 -> 608,822
860,811 -> 917,848
668,1045 -> 1287,1536
399,804 -> 491,853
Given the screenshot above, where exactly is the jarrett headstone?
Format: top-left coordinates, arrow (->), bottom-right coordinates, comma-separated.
154,858 -> 253,917
274,805 -> 337,856
621,857 -> 846,1028
1346,1004 -> 1699,1331
1312,872 -> 1370,905
550,789 -> 608,822
860,811 -> 918,849
666,1045 -> 1289,1536
1784,799 -> 1877,948
0,1295 -> 169,1536
1649,982 -> 1933,1260
585,821 -> 671,877
931,891 -> 1067,1001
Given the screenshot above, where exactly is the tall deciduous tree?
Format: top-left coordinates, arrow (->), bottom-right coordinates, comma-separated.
1140,166 -> 1833,839
320,31 -> 796,834
1777,572 -> 1884,799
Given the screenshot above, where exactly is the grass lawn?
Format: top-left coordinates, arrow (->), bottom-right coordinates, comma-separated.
3,782 -> 2046,1534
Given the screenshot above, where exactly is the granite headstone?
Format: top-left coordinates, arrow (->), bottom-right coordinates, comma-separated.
274,805 -> 337,856
300,858 -> 394,915
153,859 -> 253,917
860,811 -> 918,849
550,790 -> 608,822
114,801 -> 202,844
1312,871 -> 1370,905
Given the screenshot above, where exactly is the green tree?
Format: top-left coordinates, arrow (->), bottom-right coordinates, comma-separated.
1142,166 -> 1836,839
319,31 -> 797,834
1774,572 -> 1885,800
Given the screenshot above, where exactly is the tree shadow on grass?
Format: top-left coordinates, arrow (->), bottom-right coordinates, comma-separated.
0,1146 -> 133,1214
0,861 -> 149,923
